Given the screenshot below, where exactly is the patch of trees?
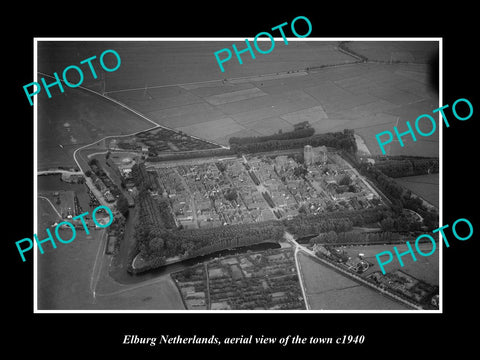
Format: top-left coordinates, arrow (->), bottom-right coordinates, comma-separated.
116,194 -> 130,217
310,230 -> 400,245
224,188 -> 238,202
137,189 -> 175,231
131,163 -> 160,192
321,206 -> 388,226
117,142 -> 139,150
229,127 -> 315,146
136,128 -> 219,151
133,189 -> 177,263
230,130 -> 357,155
380,214 -> 422,232
284,215 -> 354,238
338,174 -> 352,186
160,220 -> 285,259
216,162 -> 227,173
287,206 -> 393,237
359,164 -> 404,202
338,42 -> 369,62
416,208 -> 438,231
358,163 -> 438,231
373,157 -> 439,178
293,165 -> 308,177
262,192 -> 276,208
147,147 -> 236,162
249,171 -> 261,185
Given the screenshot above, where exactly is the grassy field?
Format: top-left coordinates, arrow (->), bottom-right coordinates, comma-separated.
37,196 -> 61,228
38,227 -> 184,310
343,41 -> 439,64
37,41 -> 356,91
37,41 -> 439,170
395,173 -> 439,208
100,42 -> 439,157
36,174 -> 99,309
298,252 -> 410,310
37,87 -> 154,170
36,175 -> 185,310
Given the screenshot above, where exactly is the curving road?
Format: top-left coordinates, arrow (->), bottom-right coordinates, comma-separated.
38,195 -> 63,219
284,231 -> 311,310
284,231 -> 422,310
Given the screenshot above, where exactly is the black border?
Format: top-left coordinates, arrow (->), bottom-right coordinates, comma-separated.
7,4 -> 479,356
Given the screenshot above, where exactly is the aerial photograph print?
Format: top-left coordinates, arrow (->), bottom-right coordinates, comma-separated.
35,39 -> 440,312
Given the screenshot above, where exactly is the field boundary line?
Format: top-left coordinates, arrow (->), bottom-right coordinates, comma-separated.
300,249 -> 422,310
90,229 -> 107,301
102,70 -> 308,95
36,72 -> 228,179
38,195 -> 62,219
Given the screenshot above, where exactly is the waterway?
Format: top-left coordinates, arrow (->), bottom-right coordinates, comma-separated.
111,242 -> 281,284
38,174 -> 281,289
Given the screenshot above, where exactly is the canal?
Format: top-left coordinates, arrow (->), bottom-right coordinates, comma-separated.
110,241 -> 281,284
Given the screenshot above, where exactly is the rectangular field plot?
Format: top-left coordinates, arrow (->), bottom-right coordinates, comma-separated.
204,87 -> 267,106
146,103 -> 226,128
280,105 -> 328,124
303,81 -> 353,103
304,82 -> 378,113
308,118 -> 356,134
178,117 -> 246,141
394,69 -> 430,85
333,75 -> 382,94
213,94 -> 283,115
328,100 -> 399,120
108,85 -> 190,102
308,63 -> 378,82
146,86 -> 192,99
185,82 -> 257,98
119,92 -> 203,113
298,253 -> 410,310
366,86 -> 422,106
231,106 -> 285,125
383,98 -> 439,122
244,116 -> 294,136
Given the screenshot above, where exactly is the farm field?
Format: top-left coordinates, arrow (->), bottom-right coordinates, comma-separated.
36,185 -> 103,310
37,87 -> 155,170
37,227 -> 185,310
297,252 -> 411,310
37,41 -> 356,91
93,259 -> 185,310
37,196 -> 61,229
395,173 -> 439,208
37,41 -> 439,171
36,174 -> 98,309
343,41 -> 439,64
37,175 -> 185,310
103,43 -> 439,157
37,174 -> 92,216
38,190 -> 75,218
